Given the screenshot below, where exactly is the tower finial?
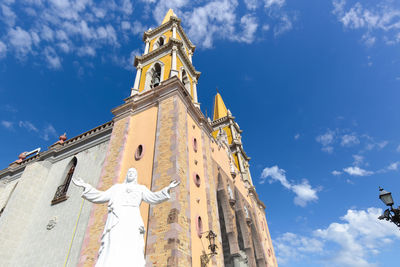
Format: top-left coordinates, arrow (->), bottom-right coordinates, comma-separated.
213,90 -> 228,121
162,9 -> 177,24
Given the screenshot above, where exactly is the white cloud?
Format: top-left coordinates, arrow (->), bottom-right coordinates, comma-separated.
397,145 -> 400,152
78,46 -> 96,57
341,133 -> 360,146
0,0 -> 125,68
236,14 -> 258,44
121,21 -> 131,31
151,0 -> 291,48
275,207 -> 400,266
8,27 -> 33,58
261,165 -> 290,187
274,13 -> 293,36
111,48 -> 141,71
317,130 -> 388,156
261,165 -> 319,207
363,135 -> 388,151
333,0 -> 400,46
294,133 -> 300,140
0,0 -> 293,68
244,0 -> 258,10
322,146 -> 333,153
316,129 -> 335,153
332,170 -> 342,176
274,232 -> 323,265
316,208 -> 400,266
264,0 -> 285,9
42,124 -> 57,141
292,180 -> 319,207
41,25 -> 54,42
131,21 -> 148,36
1,120 -> 13,130
352,154 -> 364,166
343,166 -> 373,176
17,120 -> 58,141
362,33 -> 376,47
376,161 -> 400,174
18,120 -> 38,132
316,129 -> 335,146
262,24 -> 270,31
386,161 -> 400,171
377,140 -> 388,149
58,42 -> 70,53
44,46 -> 61,69
1,3 -> 16,27
182,0 -> 239,48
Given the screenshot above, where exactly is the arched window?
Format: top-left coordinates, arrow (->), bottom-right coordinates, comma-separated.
152,36 -> 165,50
51,157 -> 77,205
151,63 -> 162,88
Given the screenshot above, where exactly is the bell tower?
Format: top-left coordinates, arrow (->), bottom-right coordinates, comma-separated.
131,9 -> 201,108
211,92 -> 254,186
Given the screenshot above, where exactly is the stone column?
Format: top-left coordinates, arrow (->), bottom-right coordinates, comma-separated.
131,64 -> 142,96
170,46 -> 179,77
172,23 -> 177,39
144,38 -> 150,54
193,78 -> 200,108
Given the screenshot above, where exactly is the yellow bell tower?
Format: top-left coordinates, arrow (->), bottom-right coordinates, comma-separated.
211,92 -> 253,186
131,9 -> 201,108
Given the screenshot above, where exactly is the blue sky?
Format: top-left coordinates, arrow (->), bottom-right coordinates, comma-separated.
1,0 -> 400,266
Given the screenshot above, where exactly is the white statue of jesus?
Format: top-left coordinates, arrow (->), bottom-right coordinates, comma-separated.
72,168 -> 179,267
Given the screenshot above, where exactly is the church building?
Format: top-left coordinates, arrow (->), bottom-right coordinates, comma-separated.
0,9 -> 277,267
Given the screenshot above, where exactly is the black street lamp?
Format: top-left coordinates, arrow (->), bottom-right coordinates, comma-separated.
200,230 -> 218,267
378,187 -> 400,228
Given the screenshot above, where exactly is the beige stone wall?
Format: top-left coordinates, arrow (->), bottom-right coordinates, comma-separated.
145,95 -> 191,267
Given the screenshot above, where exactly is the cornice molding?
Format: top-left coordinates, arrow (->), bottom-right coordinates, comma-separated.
0,121 -> 113,180
113,76 -> 212,134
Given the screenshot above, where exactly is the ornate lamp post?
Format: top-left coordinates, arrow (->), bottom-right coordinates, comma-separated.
378,187 -> 400,228
200,230 -> 218,267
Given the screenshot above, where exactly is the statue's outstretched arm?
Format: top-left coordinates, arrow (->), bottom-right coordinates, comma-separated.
142,180 -> 180,205
72,177 -> 111,204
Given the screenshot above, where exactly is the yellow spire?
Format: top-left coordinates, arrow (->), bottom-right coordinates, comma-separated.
162,9 -> 177,24
213,92 -> 228,120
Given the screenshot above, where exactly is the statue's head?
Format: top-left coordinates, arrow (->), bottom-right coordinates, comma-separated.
125,168 -> 138,184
